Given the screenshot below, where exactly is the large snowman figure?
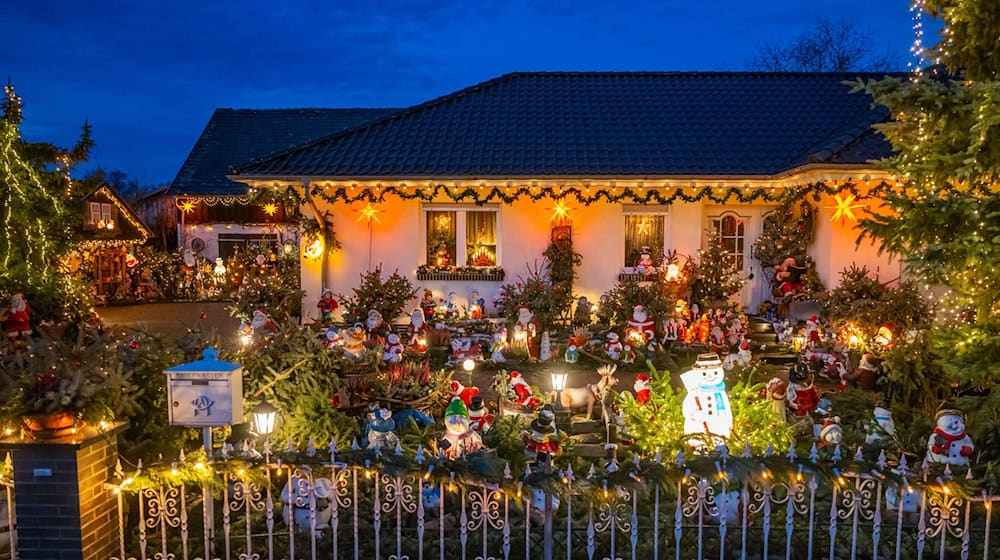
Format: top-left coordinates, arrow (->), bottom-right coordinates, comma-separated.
927,408 -> 974,466
680,353 -> 732,448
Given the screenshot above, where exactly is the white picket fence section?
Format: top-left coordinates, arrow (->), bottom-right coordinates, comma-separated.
95,443 -> 1000,560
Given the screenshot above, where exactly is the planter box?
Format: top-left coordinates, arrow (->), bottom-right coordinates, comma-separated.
417,269 -> 505,282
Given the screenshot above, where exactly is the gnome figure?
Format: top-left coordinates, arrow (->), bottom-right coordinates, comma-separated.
509,371 -> 539,409
626,305 -> 656,342
366,408 -> 400,451
927,408 -> 974,466
316,289 -> 339,323
420,289 -> 437,321
573,296 -> 592,327
382,332 -> 404,363
786,362 -> 819,417
604,332 -> 623,361
865,405 -> 896,446
633,374 -> 651,405
441,398 -> 484,459
523,406 -> 561,465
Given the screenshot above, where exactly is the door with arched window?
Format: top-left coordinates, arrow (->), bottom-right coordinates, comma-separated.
704,210 -> 760,308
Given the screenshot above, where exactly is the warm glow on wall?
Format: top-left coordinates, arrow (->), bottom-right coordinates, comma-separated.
355,202 -> 383,225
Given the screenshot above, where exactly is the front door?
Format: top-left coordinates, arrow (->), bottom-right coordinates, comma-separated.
704,209 -> 765,310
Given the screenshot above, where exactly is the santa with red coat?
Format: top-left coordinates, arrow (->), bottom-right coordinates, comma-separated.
634,374 -> 651,404
626,304 -> 656,342
805,315 -> 821,345
4,293 -> 31,339
450,380 -> 479,406
408,309 -> 427,351
508,371 -> 540,409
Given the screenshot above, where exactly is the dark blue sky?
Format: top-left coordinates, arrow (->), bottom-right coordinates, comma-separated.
4,1 -> 917,185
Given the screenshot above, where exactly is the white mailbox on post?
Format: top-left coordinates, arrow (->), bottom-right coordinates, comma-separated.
165,347 -> 243,426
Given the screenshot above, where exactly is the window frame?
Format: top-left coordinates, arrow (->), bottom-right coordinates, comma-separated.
709,211 -> 747,272
622,206 -> 669,271
420,204 -> 501,268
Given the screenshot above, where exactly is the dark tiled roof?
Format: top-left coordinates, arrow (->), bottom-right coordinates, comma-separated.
169,108 -> 399,196
235,72 -> 898,179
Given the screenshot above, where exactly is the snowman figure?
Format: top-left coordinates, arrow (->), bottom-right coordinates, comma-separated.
382,332 -> 404,363
324,325 -> 342,349
680,353 -> 733,447
564,343 -> 579,364
490,328 -> 507,362
280,477 -> 334,534
604,332 -> 623,360
865,405 -> 896,446
927,408 -> 974,466
366,408 -> 400,451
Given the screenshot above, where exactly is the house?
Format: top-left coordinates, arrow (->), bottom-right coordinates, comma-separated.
73,184 -> 153,301
168,107 -> 398,260
220,71 -> 901,321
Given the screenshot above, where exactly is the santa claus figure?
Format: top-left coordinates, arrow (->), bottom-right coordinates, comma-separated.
626,304 -> 656,342
604,332 -> 623,361
508,371 -> 540,409
365,309 -> 387,346
445,292 -> 460,318
420,289 -> 436,322
408,309 -> 427,351
786,362 -> 819,417
316,289 -> 339,323
251,307 -> 278,333
450,379 -> 479,406
468,396 -> 494,433
927,408 -> 974,466
382,333 -> 404,363
766,377 -> 787,418
841,353 -> 880,390
634,374 -> 651,404
514,306 -> 540,359
774,256 -> 806,295
4,293 -> 31,339
635,246 -> 656,275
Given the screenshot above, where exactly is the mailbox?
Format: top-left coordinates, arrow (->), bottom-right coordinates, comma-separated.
165,347 -> 243,427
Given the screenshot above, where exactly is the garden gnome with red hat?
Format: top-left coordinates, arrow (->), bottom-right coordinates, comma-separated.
450,379 -> 479,406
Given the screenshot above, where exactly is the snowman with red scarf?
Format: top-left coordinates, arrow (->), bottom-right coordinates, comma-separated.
927,408 -> 975,466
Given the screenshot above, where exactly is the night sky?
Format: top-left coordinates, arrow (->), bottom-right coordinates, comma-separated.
3,1 -> 917,186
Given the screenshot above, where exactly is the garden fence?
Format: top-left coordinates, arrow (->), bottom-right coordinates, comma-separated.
80,441 -> 1000,560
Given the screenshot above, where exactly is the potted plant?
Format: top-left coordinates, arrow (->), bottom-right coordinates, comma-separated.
0,331 -> 138,439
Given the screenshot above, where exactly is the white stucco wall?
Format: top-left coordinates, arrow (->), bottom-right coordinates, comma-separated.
300,193 -> 900,323
178,223 -> 297,261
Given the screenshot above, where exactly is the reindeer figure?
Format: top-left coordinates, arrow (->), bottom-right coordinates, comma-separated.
554,364 -> 619,420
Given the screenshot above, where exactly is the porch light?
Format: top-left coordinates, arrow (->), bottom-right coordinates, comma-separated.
252,400 -> 278,436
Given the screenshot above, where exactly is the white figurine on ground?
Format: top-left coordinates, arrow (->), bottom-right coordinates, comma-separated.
927,408 -> 974,466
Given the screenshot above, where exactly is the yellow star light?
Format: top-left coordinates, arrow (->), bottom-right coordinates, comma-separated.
355,202 -> 383,225
826,194 -> 864,223
177,199 -> 197,213
548,199 -> 573,225
262,202 -> 278,217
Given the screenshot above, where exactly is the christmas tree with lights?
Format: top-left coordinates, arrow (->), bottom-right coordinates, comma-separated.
691,228 -> 745,305
0,81 -> 93,321
752,200 -> 815,269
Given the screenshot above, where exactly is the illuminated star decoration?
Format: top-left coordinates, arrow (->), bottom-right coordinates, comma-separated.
636,217 -> 651,236
177,199 -> 197,213
548,199 -> 573,226
262,202 -> 278,217
826,194 -> 865,224
355,202 -> 383,225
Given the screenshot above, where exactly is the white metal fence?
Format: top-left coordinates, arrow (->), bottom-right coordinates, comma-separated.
91,442 -> 1000,560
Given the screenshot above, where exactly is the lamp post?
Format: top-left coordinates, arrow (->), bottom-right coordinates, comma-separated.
252,400 -> 278,460
550,372 -> 570,426
463,358 -> 476,386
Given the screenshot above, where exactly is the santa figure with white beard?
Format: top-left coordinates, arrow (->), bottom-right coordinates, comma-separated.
514,306 -> 540,359
408,309 -> 427,351
626,304 -> 656,343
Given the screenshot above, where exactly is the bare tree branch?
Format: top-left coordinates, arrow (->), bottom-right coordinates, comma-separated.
746,18 -> 898,72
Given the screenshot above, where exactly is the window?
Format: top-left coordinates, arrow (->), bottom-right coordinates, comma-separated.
87,202 -> 115,228
711,214 -> 745,270
623,212 -> 666,267
423,206 -> 499,267
218,233 -> 279,260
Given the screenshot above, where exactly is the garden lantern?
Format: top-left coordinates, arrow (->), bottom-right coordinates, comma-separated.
251,400 -> 278,436
462,358 -> 476,373
550,372 -> 568,405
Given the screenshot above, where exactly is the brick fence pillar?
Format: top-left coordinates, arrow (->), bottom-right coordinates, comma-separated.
0,422 -> 126,560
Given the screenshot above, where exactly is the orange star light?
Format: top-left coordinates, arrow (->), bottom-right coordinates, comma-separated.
548,199 -> 573,226
827,194 -> 864,223
355,203 -> 383,225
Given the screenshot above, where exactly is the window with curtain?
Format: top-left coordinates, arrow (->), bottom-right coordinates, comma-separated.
426,210 -> 457,267
465,211 -> 497,266
712,214 -> 745,270
624,214 -> 665,267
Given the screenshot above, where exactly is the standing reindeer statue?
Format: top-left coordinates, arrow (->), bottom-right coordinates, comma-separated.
553,364 -> 619,420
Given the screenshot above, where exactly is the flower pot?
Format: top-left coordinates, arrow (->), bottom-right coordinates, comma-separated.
21,412 -> 80,440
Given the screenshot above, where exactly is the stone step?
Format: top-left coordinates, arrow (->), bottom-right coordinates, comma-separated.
749,332 -> 778,343
570,443 -> 607,458
568,419 -> 605,434
760,353 -> 798,366
747,319 -> 776,334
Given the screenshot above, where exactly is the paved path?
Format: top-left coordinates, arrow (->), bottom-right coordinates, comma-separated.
96,301 -> 240,340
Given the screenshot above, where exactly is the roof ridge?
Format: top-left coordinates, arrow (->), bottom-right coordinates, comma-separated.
234,72 -> 529,174
501,70 -> 906,77
216,107 -> 400,113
